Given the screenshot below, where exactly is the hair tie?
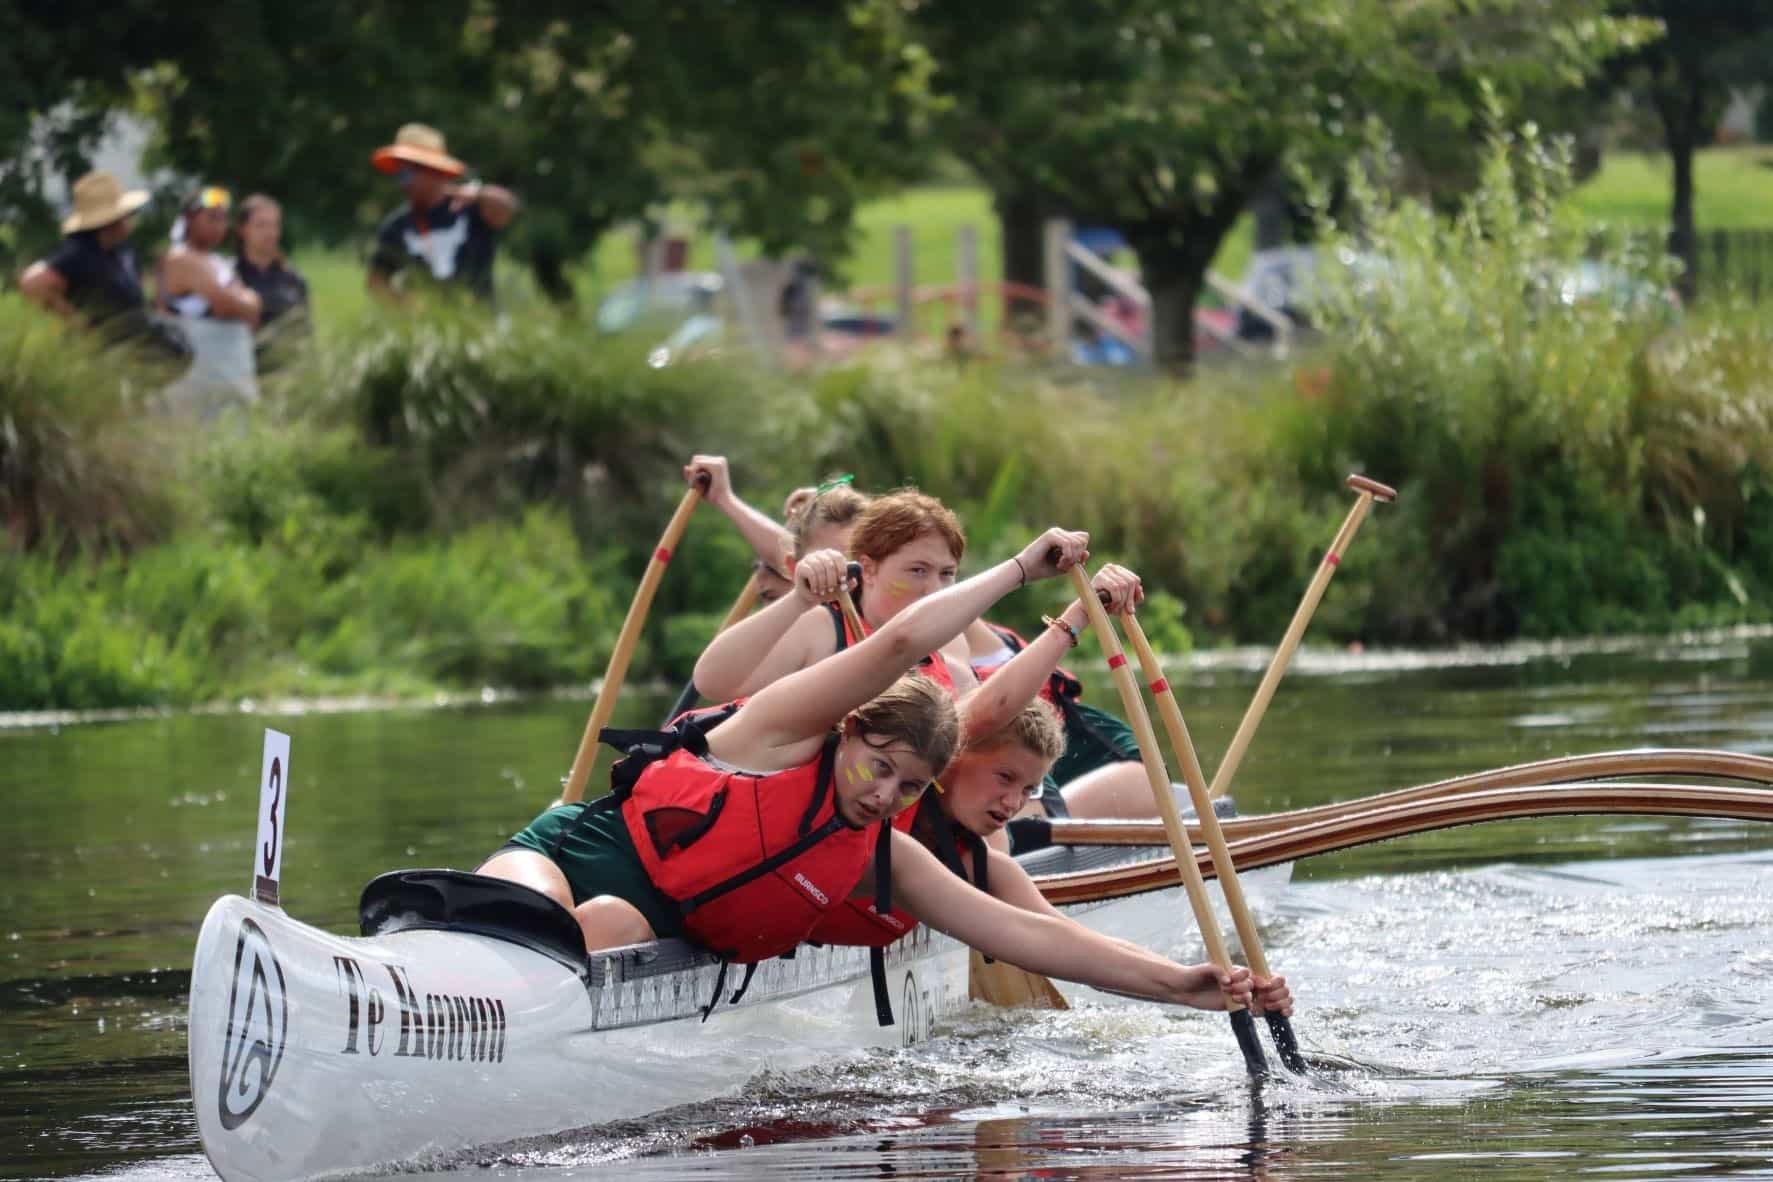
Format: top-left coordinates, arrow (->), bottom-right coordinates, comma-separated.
814,473 -> 855,496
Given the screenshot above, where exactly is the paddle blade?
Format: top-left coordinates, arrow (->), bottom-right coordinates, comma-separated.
1228,1007 -> 1271,1079
1265,1011 -> 1309,1074
968,950 -> 1070,1010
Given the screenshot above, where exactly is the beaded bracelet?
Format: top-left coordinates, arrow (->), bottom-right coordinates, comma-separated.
1042,613 -> 1080,648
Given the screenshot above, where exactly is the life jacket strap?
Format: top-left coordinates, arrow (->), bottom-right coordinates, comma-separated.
870,945 -> 894,1027
795,730 -> 841,836
726,961 -> 760,1008
678,812 -> 847,916
699,958 -> 730,1022
697,955 -> 765,1021
873,822 -> 892,915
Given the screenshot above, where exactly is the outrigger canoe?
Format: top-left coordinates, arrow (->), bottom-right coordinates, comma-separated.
188,743 -> 1772,1181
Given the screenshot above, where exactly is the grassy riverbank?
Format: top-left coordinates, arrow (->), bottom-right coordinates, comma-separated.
3,138 -> 1770,710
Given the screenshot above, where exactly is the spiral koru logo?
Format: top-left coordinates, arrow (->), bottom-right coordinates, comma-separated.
216,917 -> 289,1130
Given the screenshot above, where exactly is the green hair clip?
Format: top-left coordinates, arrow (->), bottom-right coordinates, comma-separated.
814,473 -> 856,496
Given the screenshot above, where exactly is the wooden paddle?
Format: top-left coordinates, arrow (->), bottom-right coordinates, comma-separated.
561,475 -> 707,804
1069,566 -> 1268,1076
968,948 -> 1069,1008
719,570 -> 763,632
660,571 -> 764,726
839,562 -> 868,643
1207,474 -> 1394,800
1121,611 -> 1307,1072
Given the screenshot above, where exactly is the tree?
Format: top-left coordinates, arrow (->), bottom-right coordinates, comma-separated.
128,1 -> 931,299
0,2 -> 209,266
1602,2 -> 1773,300
917,0 -> 1642,368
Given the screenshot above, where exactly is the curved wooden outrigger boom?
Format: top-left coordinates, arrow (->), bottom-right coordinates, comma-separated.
1033,749 -> 1773,907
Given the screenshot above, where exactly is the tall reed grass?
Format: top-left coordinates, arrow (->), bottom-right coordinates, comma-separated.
1292,113 -> 1773,639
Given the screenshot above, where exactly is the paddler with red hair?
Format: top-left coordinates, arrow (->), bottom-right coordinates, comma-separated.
480,527 -> 1291,1017
693,471 -> 1162,837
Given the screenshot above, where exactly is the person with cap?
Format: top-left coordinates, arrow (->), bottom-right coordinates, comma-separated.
160,185 -> 261,328
159,184 -> 261,411
366,123 -> 518,303
19,171 -> 156,334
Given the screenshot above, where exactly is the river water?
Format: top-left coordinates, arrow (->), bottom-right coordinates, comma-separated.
4,630 -> 1772,1179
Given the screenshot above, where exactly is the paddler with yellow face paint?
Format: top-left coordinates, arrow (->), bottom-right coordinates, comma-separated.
480,528 -> 1289,1017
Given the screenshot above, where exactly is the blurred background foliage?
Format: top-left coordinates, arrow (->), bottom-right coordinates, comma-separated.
3,1 -> 1772,708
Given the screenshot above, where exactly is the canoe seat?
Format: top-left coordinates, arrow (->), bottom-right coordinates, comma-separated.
360,869 -> 589,976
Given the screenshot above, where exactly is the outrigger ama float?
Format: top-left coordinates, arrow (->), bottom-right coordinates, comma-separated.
188,732 -> 1773,1182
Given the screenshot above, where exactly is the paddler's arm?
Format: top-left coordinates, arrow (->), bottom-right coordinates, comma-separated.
684,454 -> 792,572
692,550 -> 846,700
722,528 -> 1091,757
978,847 -> 1152,954
894,832 -> 1291,1014
957,563 -> 1142,739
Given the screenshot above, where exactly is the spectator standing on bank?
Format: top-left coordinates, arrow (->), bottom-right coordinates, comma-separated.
161,186 -> 260,328
160,185 -> 260,411
233,193 -> 311,367
17,170 -> 186,356
366,123 -> 518,303
234,194 -> 309,328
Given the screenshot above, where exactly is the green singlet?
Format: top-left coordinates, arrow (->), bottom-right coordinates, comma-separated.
506,802 -> 686,939
1051,700 -> 1139,787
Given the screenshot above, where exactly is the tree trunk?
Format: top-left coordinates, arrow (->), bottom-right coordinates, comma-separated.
995,189 -> 1045,292
1250,167 -> 1292,252
1651,62 -> 1712,305
992,188 -> 1050,343
1667,128 -> 1698,303
1143,261 -> 1207,372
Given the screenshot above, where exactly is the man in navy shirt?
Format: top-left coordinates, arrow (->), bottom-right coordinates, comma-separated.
21,170 -> 151,324
366,124 -> 518,303
19,171 -> 189,357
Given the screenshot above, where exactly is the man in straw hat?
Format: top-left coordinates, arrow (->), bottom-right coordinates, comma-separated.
367,123 -> 517,303
20,170 -> 154,329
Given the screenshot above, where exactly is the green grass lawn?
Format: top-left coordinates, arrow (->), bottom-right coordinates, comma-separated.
294,145 -> 1768,333
1570,144 -> 1773,230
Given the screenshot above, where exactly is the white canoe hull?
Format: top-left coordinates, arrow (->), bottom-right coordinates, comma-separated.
190,821 -> 1293,1181
189,894 -> 971,1182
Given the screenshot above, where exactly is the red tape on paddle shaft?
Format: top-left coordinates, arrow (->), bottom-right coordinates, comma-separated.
655,547 -> 673,563
1323,552 -> 1339,567
1107,653 -> 1127,670
1149,678 -> 1169,694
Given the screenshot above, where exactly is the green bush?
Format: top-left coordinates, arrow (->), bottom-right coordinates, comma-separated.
0,294 -> 183,553
1288,105 -> 1771,639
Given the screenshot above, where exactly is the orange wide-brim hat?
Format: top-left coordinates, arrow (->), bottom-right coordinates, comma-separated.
370,123 -> 467,178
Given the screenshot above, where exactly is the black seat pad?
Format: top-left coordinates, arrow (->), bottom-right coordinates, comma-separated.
359,869 -> 588,974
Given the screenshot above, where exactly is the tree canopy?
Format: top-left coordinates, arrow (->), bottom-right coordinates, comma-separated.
1,0 -> 1762,340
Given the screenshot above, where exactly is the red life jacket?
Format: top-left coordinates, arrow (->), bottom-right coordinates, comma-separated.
827,602 -> 960,698
805,793 -> 988,947
971,621 -> 1084,705
605,710 -> 879,965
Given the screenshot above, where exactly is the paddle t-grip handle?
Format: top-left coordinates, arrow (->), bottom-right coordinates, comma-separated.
1346,474 -> 1396,502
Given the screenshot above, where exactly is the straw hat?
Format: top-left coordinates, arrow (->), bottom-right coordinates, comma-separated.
62,171 -> 150,233
370,123 -> 467,178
